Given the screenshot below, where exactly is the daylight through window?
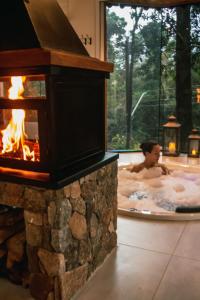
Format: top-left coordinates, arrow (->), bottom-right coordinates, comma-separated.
106,4 -> 200,152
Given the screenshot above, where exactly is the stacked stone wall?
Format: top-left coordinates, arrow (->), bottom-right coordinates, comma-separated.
0,160 -> 118,300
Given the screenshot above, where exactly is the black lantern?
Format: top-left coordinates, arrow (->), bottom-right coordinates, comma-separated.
188,129 -> 200,158
163,115 -> 181,156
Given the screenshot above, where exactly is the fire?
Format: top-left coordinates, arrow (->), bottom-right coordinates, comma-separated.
0,76 -> 36,161
8,76 -> 26,99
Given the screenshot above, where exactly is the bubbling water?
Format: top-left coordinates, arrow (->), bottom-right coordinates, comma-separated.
118,165 -> 200,213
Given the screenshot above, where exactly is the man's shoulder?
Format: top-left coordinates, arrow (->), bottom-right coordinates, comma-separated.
127,163 -> 144,173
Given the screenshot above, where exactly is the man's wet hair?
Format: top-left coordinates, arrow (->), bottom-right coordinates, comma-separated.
140,141 -> 159,155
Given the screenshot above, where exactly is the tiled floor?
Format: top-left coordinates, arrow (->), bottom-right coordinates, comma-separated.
1,154 -> 200,299
0,278 -> 33,300
75,216 -> 200,300
75,154 -> 200,299
1,216 -> 200,299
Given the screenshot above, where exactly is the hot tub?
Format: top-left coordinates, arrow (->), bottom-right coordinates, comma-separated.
118,154 -> 200,221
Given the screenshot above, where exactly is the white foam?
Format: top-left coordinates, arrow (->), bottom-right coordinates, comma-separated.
118,165 -> 200,212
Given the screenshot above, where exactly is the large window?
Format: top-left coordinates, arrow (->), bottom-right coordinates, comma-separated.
106,4 -> 200,152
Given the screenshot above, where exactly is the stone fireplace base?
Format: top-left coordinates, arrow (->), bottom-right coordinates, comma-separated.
0,159 -> 118,300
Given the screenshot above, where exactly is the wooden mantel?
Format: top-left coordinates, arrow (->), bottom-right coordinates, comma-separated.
0,48 -> 113,73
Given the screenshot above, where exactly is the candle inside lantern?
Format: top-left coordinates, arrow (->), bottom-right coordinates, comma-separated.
197,88 -> 200,103
191,149 -> 197,156
169,142 -> 176,153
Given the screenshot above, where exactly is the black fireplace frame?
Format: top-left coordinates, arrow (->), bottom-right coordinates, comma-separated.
0,0 -> 115,188
0,64 -> 109,186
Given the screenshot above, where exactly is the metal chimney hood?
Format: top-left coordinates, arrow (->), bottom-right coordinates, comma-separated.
0,0 -> 88,56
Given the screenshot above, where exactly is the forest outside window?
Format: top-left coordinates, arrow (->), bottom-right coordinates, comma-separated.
106,3 -> 200,152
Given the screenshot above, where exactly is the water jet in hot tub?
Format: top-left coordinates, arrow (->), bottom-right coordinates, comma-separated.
118,162 -> 200,220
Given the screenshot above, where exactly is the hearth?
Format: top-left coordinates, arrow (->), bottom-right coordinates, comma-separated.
0,3 -> 118,299
0,0 -> 113,188
0,160 -> 118,300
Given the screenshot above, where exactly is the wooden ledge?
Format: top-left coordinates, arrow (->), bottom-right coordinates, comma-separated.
0,48 -> 113,73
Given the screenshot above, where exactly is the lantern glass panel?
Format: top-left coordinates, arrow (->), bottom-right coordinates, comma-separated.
189,140 -> 199,154
164,128 -> 178,154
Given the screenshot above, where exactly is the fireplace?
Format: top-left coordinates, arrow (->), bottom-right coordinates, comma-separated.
0,53 -> 112,187
0,2 -> 118,299
0,0 -> 113,188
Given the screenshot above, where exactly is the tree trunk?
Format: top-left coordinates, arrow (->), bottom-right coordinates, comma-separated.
125,37 -> 131,149
125,8 -> 143,149
176,5 -> 192,152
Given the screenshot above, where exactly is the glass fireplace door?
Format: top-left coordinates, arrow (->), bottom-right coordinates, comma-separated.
0,75 -> 47,169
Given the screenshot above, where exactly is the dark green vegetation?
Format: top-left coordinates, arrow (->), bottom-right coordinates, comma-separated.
106,4 -> 200,151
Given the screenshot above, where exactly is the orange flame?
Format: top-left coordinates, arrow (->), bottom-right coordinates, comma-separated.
8,76 -> 26,100
197,88 -> 200,103
1,76 -> 35,161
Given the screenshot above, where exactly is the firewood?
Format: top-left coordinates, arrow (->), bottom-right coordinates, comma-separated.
22,270 -> 30,288
0,206 -> 30,287
0,255 -> 7,276
0,248 -> 6,258
8,267 -> 23,285
6,231 -> 26,269
0,209 -> 24,227
8,255 -> 29,286
0,220 -> 25,244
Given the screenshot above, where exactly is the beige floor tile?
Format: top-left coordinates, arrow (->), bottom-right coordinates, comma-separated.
0,278 -> 33,300
174,220 -> 200,260
154,255 -> 200,300
117,216 -> 186,254
75,244 -> 170,300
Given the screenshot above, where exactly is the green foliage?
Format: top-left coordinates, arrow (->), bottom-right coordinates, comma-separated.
108,134 -> 126,150
106,5 -> 200,151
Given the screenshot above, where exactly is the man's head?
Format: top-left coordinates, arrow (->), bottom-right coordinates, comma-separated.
140,141 -> 161,164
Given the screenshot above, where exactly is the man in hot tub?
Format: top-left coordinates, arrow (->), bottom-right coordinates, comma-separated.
127,141 -> 170,175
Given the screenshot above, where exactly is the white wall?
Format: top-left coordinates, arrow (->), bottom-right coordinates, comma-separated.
57,0 -> 105,59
